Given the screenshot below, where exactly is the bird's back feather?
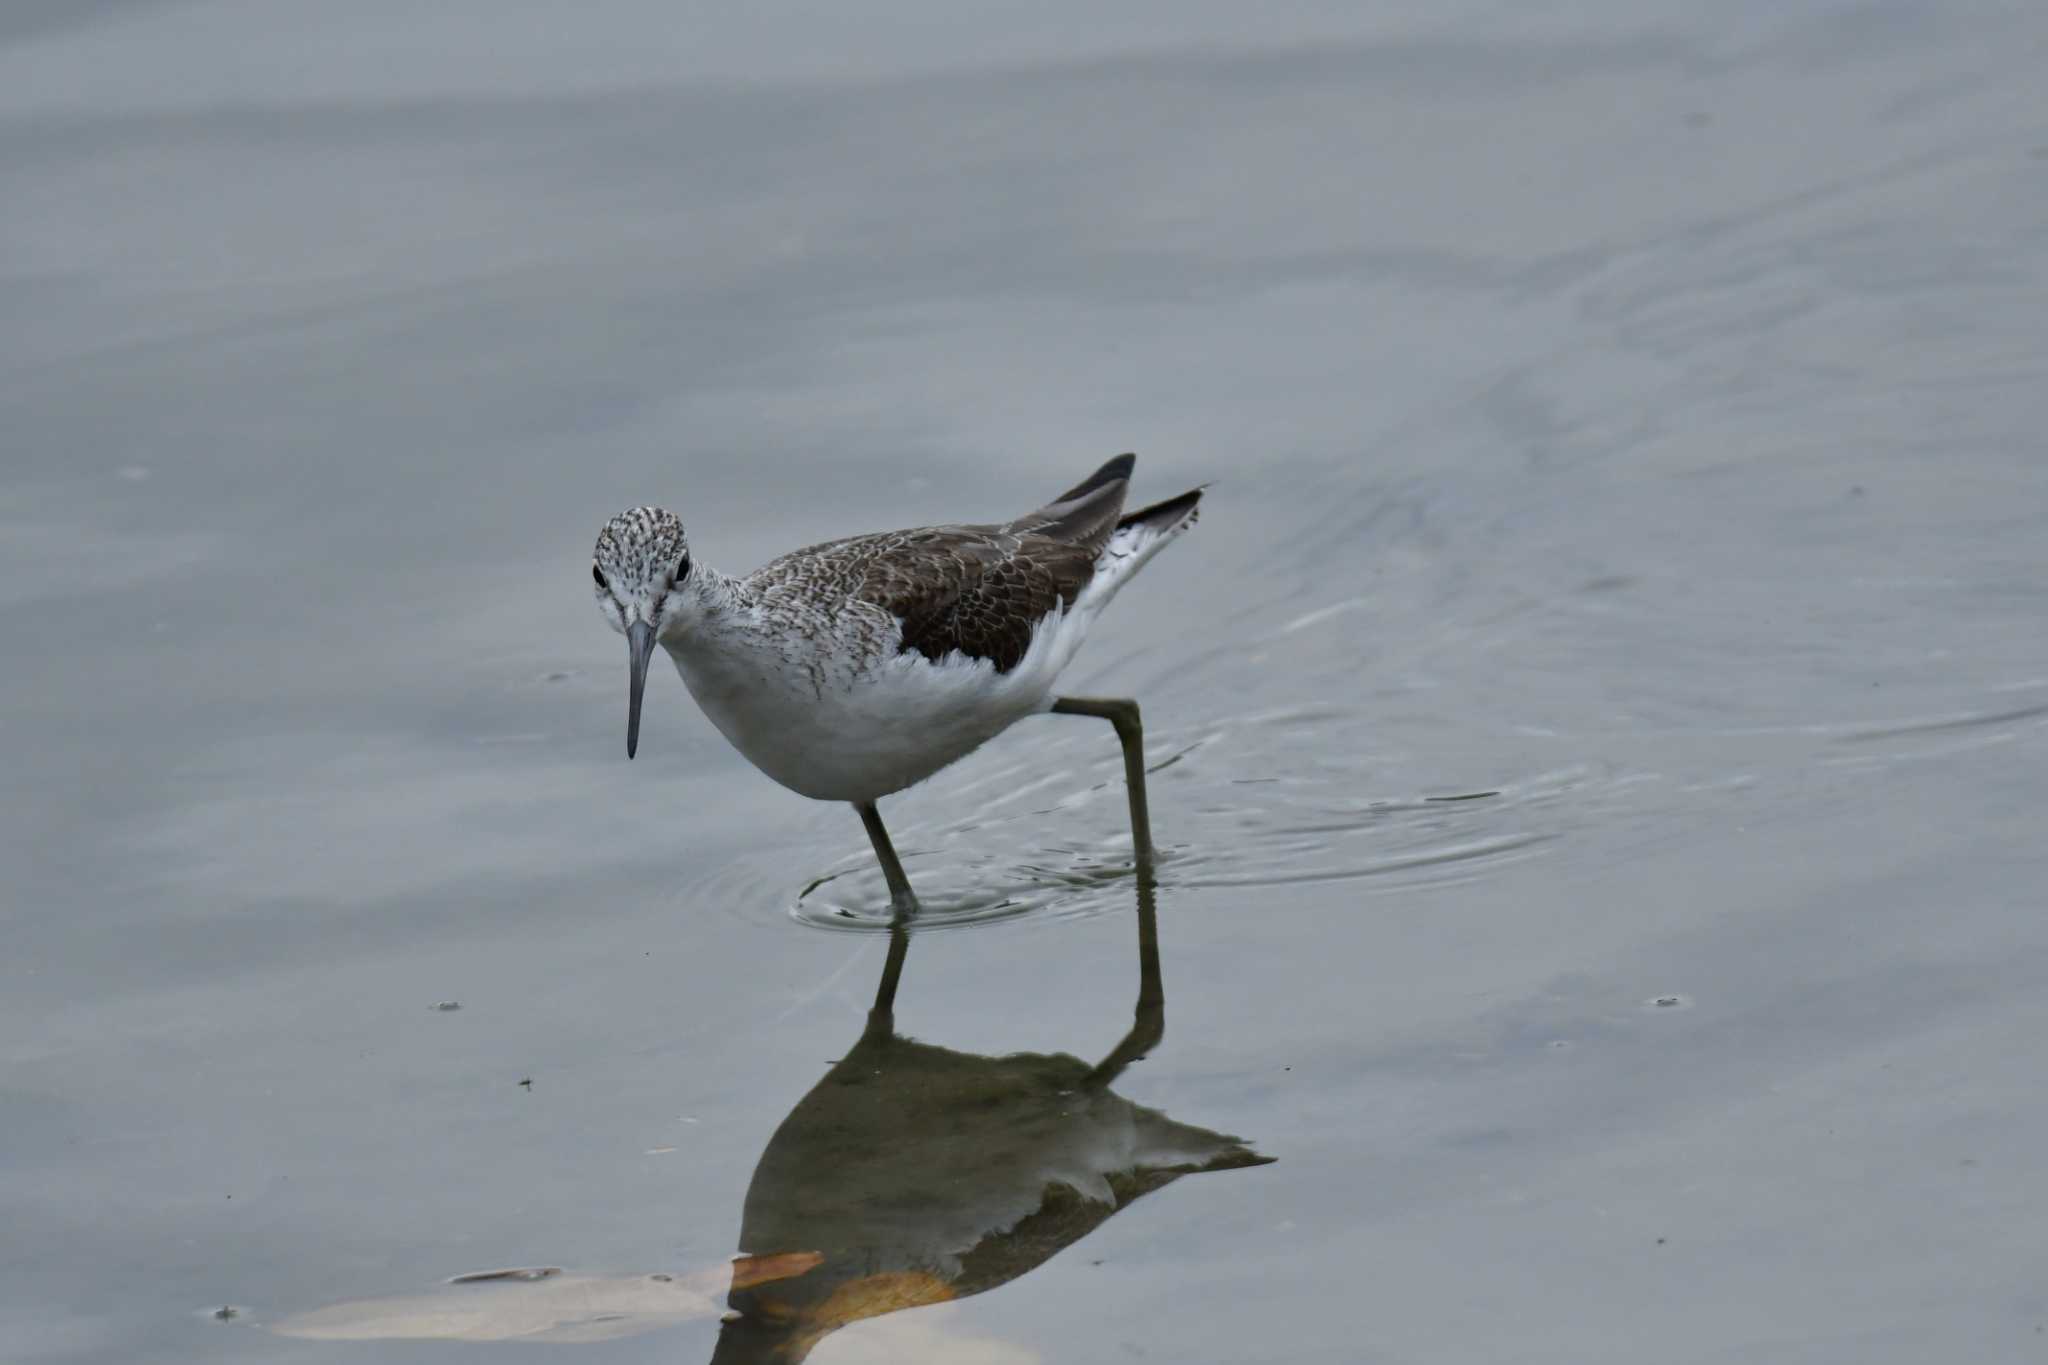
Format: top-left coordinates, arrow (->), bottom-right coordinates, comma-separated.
739,455 -> 1193,676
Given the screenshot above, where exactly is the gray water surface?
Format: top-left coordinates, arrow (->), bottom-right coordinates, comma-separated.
6,3 -> 2048,1362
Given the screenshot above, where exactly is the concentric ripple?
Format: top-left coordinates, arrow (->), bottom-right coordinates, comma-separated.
680,699 -> 1672,934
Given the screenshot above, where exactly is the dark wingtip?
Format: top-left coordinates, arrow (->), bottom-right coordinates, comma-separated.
1116,485 -> 1203,532
1049,452 -> 1136,505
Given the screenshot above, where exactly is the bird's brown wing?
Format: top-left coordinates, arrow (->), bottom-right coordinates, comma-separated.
752,457 -> 1139,674
852,524 -> 1100,673
863,455 -> 1137,672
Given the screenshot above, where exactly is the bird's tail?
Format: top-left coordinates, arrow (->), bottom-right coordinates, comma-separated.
1115,487 -> 1202,538
1076,486 -> 1203,611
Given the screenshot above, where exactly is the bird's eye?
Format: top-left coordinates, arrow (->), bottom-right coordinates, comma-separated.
673,554 -> 690,583
592,564 -> 607,589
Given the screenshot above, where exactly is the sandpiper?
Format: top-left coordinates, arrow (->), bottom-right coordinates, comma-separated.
590,454 -> 1201,912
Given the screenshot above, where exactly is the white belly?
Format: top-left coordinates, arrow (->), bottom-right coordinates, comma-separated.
665,604 -> 1092,803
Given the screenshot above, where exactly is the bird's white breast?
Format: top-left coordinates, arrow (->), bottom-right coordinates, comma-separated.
664,600 -> 1096,803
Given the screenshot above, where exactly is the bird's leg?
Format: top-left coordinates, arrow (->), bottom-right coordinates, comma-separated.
1050,696 -> 1157,887
855,801 -> 920,916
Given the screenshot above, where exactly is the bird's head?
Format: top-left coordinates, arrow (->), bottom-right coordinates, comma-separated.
591,506 -> 693,759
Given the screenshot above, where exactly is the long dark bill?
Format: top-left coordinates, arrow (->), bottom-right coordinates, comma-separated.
626,621 -> 655,759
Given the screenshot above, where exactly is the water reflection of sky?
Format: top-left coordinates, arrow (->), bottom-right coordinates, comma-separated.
5,2 -> 2048,1361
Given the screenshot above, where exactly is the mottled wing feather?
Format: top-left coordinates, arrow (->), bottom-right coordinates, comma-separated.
1004,460 -> 1132,555
741,458 -> 1139,674
859,525 -> 1099,673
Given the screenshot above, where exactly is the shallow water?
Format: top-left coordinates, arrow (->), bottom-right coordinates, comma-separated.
6,3 -> 2048,1361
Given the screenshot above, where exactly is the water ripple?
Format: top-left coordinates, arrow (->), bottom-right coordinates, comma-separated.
682,701 -> 1666,933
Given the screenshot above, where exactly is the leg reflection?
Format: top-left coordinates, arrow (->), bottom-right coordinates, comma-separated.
1083,876 -> 1164,1089
863,918 -> 912,1043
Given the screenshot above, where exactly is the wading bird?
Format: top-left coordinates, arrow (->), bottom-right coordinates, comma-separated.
591,454 -> 1201,911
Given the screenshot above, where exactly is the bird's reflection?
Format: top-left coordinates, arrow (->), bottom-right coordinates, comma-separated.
270,883 -> 1267,1355
710,883 -> 1272,1363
